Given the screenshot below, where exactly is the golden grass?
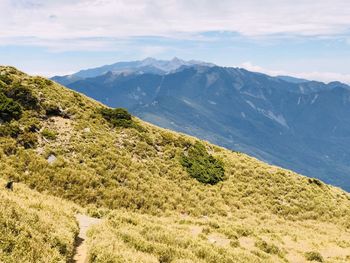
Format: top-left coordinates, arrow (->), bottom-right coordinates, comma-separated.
86,211 -> 350,263
0,179 -> 80,262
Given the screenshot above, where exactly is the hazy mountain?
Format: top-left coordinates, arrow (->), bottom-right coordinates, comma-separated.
50,74 -> 82,86
51,57 -> 215,81
52,60 -> 350,191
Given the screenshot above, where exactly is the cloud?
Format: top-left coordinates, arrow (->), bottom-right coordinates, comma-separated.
1,0 -> 350,50
2,0 -> 350,80
241,61 -> 350,84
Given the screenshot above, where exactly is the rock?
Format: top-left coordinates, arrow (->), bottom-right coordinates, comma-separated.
47,154 -> 57,164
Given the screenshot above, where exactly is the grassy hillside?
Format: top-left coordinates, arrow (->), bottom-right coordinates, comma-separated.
86,211 -> 350,263
0,179 -> 79,262
1,66 -> 350,262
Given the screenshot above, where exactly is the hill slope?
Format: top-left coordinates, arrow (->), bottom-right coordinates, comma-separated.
1,66 -> 350,262
54,62 -> 350,191
0,179 -> 79,262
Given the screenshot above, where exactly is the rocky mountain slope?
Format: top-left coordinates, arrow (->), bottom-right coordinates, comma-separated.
1,66 -> 350,262
53,60 -> 350,191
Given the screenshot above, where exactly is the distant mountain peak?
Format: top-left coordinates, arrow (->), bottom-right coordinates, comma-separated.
171,57 -> 186,64
53,57 -> 216,79
142,57 -> 158,63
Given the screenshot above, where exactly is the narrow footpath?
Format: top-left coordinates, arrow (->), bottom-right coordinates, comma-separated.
72,214 -> 102,263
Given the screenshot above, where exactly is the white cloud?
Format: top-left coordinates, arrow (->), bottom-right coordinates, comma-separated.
241,61 -> 350,84
1,0 -> 350,47
2,0 -> 350,79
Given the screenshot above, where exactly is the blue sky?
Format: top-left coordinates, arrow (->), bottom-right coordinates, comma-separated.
1,0 -> 350,83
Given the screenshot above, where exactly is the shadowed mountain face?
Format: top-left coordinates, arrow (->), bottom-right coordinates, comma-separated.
53,60 -> 350,191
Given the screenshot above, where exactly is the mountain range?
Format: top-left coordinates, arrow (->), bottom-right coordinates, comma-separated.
52,58 -> 350,191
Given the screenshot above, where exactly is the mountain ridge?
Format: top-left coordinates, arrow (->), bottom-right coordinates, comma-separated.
52,57 -> 216,82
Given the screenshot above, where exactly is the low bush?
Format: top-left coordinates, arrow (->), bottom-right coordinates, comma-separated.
0,74 -> 13,85
41,129 -> 57,140
5,84 -> 39,110
44,104 -> 70,118
308,178 -> 323,187
17,132 -> 38,149
44,104 -> 62,116
0,122 -> 21,138
23,117 -> 41,133
0,138 -> 17,155
0,92 -> 22,122
99,107 -> 133,128
304,251 -> 324,262
180,141 -> 225,185
255,240 -> 281,255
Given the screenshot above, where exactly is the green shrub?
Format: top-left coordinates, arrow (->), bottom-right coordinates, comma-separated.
18,132 -> 38,149
41,129 -> 57,140
5,84 -> 39,110
180,141 -> 225,185
0,122 -> 21,138
308,178 -> 323,187
23,118 -> 41,133
99,107 -> 133,128
0,74 -> 13,85
45,104 -> 60,116
255,240 -> 281,255
44,79 -> 53,86
44,104 -> 70,118
0,138 -> 17,155
0,92 -> 22,122
304,251 -> 324,262
230,239 -> 240,248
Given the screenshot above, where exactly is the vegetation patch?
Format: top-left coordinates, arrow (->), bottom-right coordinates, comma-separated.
41,128 -> 57,140
0,92 -> 22,122
99,107 -> 134,128
4,84 -> 39,110
308,178 -> 323,187
44,104 -> 70,118
255,240 -> 281,256
17,132 -> 38,149
181,141 -> 225,185
0,122 -> 21,138
0,73 -> 13,85
304,251 -> 324,262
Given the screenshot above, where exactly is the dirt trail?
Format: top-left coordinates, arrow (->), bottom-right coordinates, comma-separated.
72,214 -> 102,263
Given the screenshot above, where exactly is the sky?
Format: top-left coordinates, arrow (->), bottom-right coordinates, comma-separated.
1,0 -> 350,83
